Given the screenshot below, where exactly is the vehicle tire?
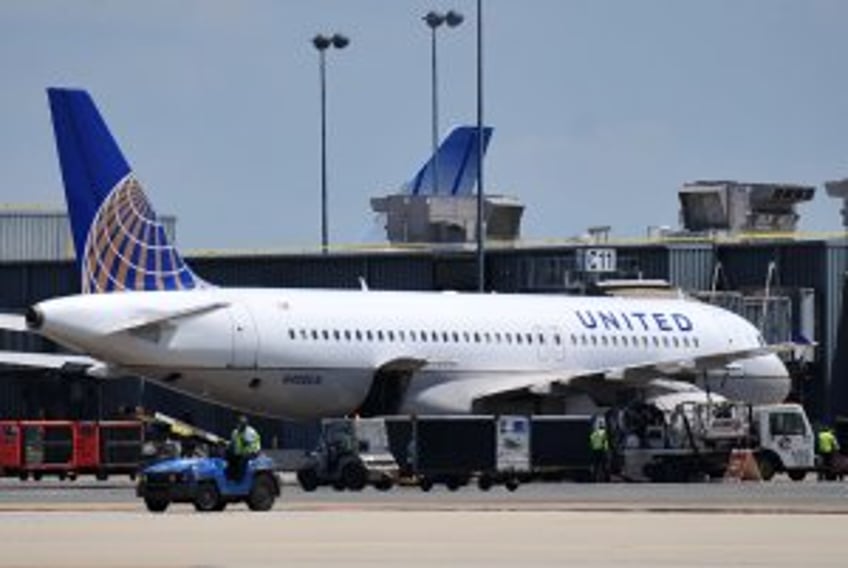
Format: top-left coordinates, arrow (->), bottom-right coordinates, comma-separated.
193,483 -> 222,512
297,467 -> 320,492
18,471 -> 28,481
419,477 -> 433,492
341,462 -> 367,491
96,471 -> 108,482
33,471 -> 42,481
505,478 -> 520,492
756,454 -> 777,482
477,475 -> 493,491
67,471 -> 77,482
787,469 -> 807,482
247,474 -> 277,512
374,476 -> 393,491
144,496 -> 169,513
58,471 -> 66,481
445,476 -> 461,491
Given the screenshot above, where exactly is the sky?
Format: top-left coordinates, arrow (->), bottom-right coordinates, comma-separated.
1,1 -> 848,251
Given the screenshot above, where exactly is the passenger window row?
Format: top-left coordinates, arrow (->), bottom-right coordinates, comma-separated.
285,328 -> 699,349
569,333 -> 699,349
287,328 -> 547,346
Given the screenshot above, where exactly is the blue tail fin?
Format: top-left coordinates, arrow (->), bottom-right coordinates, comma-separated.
47,88 -> 205,293
406,125 -> 493,196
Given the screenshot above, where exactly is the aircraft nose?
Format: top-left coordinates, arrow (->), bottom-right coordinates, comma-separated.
25,306 -> 44,330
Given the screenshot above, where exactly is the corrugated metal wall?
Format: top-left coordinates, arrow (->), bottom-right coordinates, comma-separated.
824,243 -> 848,418
0,211 -> 70,261
667,244 -> 715,291
624,246 -> 668,281
0,210 -> 176,262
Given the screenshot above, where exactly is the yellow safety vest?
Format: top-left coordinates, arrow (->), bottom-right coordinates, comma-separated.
590,429 -> 609,452
818,430 -> 837,454
232,426 -> 261,455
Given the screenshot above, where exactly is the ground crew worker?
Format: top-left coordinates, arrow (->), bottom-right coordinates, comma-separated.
817,425 -> 840,480
590,418 -> 610,482
228,415 -> 261,480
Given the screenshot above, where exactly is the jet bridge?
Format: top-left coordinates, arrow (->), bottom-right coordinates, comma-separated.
678,180 -> 814,234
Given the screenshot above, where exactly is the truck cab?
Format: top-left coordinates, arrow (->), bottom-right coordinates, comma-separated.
751,403 -> 815,481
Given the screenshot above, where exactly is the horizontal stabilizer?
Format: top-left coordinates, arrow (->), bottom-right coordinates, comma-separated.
0,314 -> 27,333
0,350 -> 100,371
106,301 -> 230,335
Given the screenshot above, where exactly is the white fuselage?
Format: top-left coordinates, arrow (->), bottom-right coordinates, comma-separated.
29,288 -> 791,419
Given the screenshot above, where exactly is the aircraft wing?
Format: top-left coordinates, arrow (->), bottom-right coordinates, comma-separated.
598,344 -> 787,383
0,314 -> 27,333
0,350 -> 100,371
472,344 -> 789,402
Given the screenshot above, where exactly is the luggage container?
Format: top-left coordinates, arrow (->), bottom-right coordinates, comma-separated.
391,415 -> 598,490
0,420 -> 145,480
75,421 -> 100,474
1,420 -> 77,480
478,415 -> 531,491
384,416 -> 414,476
0,421 -> 22,476
20,421 -> 75,480
530,415 -> 594,481
412,415 -> 496,491
97,421 -> 144,479
72,421 -> 144,480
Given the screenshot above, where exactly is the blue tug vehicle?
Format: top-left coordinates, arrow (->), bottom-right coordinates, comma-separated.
136,454 -> 280,513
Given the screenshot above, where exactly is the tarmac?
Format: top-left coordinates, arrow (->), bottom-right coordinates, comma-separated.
0,478 -> 846,567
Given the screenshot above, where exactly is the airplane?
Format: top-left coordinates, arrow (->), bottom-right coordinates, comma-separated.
0,88 -> 791,419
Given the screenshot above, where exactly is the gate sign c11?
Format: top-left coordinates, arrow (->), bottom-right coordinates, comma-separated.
579,248 -> 617,273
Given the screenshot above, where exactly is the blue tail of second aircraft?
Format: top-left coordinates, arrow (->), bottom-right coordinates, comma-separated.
48,88 -> 205,293
406,125 -> 493,197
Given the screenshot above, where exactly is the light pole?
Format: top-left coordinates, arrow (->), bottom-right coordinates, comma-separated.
312,33 -> 349,254
423,10 -> 463,196
475,0 -> 484,292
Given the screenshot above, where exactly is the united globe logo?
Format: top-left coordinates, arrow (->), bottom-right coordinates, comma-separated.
81,175 -> 201,293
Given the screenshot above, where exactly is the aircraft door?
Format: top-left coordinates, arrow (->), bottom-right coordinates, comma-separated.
228,303 -> 258,368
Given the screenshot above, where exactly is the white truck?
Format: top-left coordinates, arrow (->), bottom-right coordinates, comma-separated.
617,401 -> 815,482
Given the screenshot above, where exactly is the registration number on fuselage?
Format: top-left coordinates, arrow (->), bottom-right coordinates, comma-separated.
282,373 -> 323,386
